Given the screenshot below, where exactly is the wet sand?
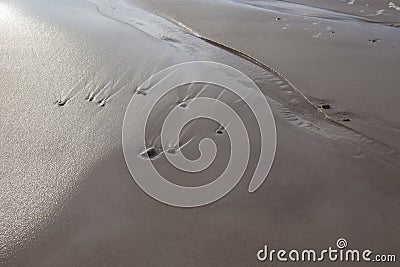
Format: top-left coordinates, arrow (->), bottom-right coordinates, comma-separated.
1,0 -> 400,266
129,0 -> 400,150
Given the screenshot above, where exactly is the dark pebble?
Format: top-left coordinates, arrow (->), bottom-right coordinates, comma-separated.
141,147 -> 157,159
216,126 -> 225,135
137,90 -> 147,96
56,100 -> 66,106
321,104 -> 331,110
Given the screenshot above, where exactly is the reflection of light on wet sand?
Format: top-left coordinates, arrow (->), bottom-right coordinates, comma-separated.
0,1 -> 107,259
0,3 -> 15,23
0,0 -> 190,261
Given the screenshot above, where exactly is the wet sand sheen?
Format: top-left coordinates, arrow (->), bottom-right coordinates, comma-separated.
1,0 -> 400,266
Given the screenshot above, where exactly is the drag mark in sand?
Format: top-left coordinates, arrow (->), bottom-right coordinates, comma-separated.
86,0 -> 400,166
161,17 -> 400,165
165,16 -> 346,124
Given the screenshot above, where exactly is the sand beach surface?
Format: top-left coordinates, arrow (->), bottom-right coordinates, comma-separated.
1,0 -> 399,266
